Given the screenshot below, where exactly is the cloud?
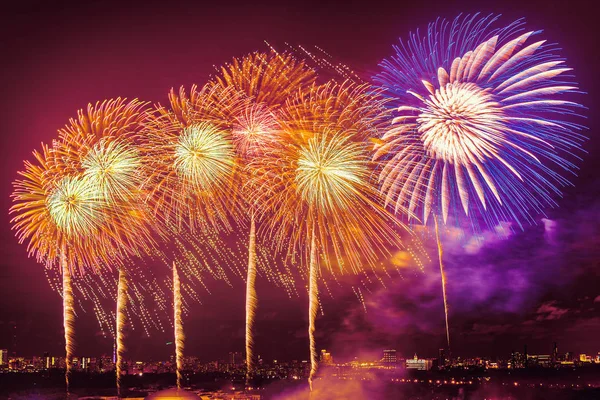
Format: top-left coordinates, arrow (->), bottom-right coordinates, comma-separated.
534,301 -> 569,321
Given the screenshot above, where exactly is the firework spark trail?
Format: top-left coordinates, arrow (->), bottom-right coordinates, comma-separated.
116,268 -> 127,396
308,227 -> 318,392
434,217 -> 450,349
61,245 -> 75,393
173,262 -> 184,390
245,213 -> 257,384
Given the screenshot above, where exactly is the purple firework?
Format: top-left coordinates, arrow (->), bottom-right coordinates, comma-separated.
373,14 -> 586,229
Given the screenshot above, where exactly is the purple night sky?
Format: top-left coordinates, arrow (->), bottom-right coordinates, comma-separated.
0,0 -> 598,362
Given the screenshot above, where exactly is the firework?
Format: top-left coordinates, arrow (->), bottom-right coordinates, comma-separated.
11,145 -> 110,391
139,83 -> 248,376
212,50 -> 316,382
53,98 -> 162,393
173,262 -> 184,390
250,81 -> 410,389
141,83 -> 246,232
374,14 -> 585,348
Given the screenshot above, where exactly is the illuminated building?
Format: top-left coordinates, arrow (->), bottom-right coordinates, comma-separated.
579,354 -> 592,363
320,349 -> 333,365
382,349 -> 397,364
0,349 -> 7,365
406,354 -> 432,371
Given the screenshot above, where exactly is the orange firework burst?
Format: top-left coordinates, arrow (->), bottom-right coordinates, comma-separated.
214,50 -> 317,110
250,80 -> 413,389
212,50 -> 316,382
54,98 -> 160,257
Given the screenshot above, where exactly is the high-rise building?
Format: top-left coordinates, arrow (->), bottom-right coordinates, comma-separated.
320,349 -> 333,365
382,350 -> 397,364
0,349 -> 7,366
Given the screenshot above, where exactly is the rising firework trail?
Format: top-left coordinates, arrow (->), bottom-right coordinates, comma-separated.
116,268 -> 128,396
374,13 -> 586,348
212,50 -> 316,382
61,244 -> 75,393
307,227 -> 318,391
433,217 -> 449,348
173,262 -> 184,390
245,213 -> 257,383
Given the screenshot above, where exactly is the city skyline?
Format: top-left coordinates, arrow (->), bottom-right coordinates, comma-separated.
0,1 -> 599,398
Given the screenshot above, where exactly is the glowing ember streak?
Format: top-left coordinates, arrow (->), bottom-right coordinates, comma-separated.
61,247 -> 75,394
173,262 -> 184,390
116,268 -> 128,396
434,217 -> 450,348
245,214 -> 257,384
307,228 -> 319,391
214,50 -> 317,108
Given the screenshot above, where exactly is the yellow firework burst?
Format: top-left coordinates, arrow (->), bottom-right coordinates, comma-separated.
47,175 -> 105,237
81,139 -> 142,204
296,134 -> 367,213
173,122 -> 235,191
141,83 -> 245,232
